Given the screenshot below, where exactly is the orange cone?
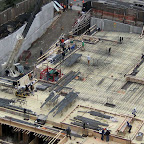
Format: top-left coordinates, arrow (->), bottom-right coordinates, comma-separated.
82,0 -> 84,3
74,0 -> 76,1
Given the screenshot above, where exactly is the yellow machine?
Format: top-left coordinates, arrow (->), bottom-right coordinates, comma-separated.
15,87 -> 30,97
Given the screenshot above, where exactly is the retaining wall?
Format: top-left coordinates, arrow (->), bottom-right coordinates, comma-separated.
0,2 -> 54,66
0,0 -> 51,26
91,17 -> 142,34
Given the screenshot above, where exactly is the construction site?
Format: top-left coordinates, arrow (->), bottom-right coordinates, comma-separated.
1,0 -> 144,143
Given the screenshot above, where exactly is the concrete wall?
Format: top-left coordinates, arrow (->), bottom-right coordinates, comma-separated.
0,0 -> 51,26
0,2 -> 54,65
91,17 -> 142,34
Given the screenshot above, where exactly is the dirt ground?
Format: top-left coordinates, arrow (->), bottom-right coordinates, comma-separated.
25,9 -> 79,69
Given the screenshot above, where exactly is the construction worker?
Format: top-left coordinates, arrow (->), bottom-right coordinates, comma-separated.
87,55 -> 91,66
82,7 -> 86,13
61,3 -> 64,8
30,84 -> 34,96
63,4 -> 66,12
40,48 -> 43,57
62,51 -> 65,60
71,44 -> 75,50
120,37 -> 122,43
60,42 -> 65,50
52,90 -> 56,96
66,127 -> 71,139
108,47 -> 111,54
46,71 -> 50,81
56,43 -> 59,47
68,45 -> 71,51
132,108 -> 137,117
141,53 -> 144,59
101,128 -> 105,141
60,37 -> 64,43
105,128 -> 110,142
25,85 -> 29,92
78,11 -> 81,16
82,122 -> 89,136
82,41 -> 85,51
83,122 -> 86,129
28,72 -> 33,80
82,122 -> 86,136
24,108 -> 27,120
5,70 -> 9,76
54,71 -> 59,81
69,2 -> 73,10
127,121 -> 132,133
63,43 -> 66,51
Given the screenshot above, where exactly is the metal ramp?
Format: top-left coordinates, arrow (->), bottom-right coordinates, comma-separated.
71,9 -> 91,35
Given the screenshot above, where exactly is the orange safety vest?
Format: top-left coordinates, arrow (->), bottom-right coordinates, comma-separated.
61,39 -> 64,43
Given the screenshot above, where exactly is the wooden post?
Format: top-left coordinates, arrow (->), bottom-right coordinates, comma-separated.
23,133 -> 29,144
18,131 -> 21,142
0,124 -> 2,138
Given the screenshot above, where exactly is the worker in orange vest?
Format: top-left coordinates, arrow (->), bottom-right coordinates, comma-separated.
63,4 -> 66,12
60,37 -> 64,43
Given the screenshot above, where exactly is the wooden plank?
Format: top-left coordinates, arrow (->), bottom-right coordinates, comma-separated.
126,75 -> 144,85
131,121 -> 144,140
117,117 -> 132,133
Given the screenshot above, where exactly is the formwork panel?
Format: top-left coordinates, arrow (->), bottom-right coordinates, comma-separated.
137,11 -> 144,21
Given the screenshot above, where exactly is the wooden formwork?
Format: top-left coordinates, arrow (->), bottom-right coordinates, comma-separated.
62,105 -> 144,123
60,105 -> 144,144
81,35 -> 99,43
81,34 -> 119,44
126,75 -> 144,85
0,102 -> 143,144
0,117 -> 64,139
117,117 -> 132,133
60,122 -> 133,144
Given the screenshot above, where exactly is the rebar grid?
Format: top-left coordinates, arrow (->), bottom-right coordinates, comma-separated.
60,31 -> 144,118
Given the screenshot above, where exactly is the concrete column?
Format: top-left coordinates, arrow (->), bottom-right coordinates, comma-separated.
14,131 -> 18,142
23,133 -> 29,144
0,124 -> 2,137
35,137 -> 39,144
18,131 -> 21,141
